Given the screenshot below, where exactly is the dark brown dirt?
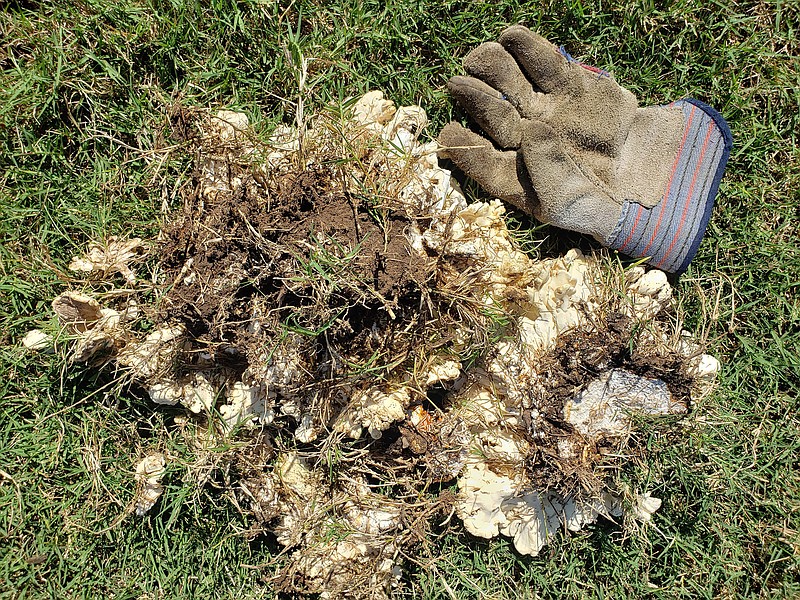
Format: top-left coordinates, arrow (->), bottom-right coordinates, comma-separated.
523,312 -> 695,493
540,313 -> 694,408
156,164 -> 433,376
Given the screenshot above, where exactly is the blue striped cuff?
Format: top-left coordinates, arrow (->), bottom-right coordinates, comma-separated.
606,99 -> 733,275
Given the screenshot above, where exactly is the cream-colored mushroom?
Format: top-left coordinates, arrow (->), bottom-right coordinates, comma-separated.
133,453 -> 166,516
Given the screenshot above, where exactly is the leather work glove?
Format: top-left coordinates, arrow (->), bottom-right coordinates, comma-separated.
438,25 -> 732,274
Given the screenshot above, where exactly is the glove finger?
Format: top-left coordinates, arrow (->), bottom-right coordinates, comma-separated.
447,76 -> 522,149
463,42 -> 548,118
438,122 -> 537,214
498,25 -> 570,94
519,120 -> 619,241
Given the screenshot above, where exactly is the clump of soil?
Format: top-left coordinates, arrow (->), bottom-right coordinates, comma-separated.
524,312 -> 694,494
540,313 -> 693,407
157,163 -> 433,378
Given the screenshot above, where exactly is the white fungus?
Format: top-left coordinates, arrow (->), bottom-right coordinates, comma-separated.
68,236 -> 145,283
133,453 -> 166,516
21,329 -> 52,351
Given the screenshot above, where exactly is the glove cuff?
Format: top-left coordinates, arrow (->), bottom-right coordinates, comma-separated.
606,99 -> 732,274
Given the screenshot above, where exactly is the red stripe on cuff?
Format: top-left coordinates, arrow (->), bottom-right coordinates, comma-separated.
618,204 -> 644,251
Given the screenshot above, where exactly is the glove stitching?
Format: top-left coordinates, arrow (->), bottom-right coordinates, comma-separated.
560,142 -> 620,207
606,201 -> 632,247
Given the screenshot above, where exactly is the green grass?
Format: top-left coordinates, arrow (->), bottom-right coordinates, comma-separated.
2,0 -> 799,597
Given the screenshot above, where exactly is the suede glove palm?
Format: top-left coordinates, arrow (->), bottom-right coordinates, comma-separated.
439,26 -> 732,274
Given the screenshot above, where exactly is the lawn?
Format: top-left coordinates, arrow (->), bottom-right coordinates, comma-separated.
1,0 -> 799,598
